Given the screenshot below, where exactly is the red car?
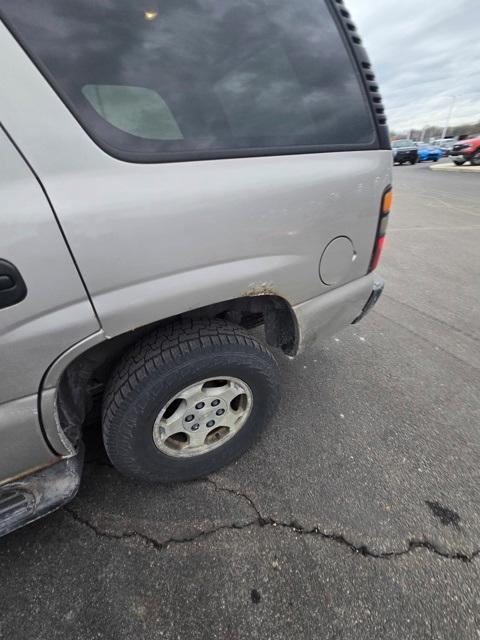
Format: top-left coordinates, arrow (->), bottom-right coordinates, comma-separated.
450,137 -> 480,166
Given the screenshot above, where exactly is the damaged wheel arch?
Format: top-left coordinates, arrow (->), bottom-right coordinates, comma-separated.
39,294 -> 298,457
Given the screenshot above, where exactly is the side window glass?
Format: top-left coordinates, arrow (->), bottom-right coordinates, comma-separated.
2,0 -> 377,160
82,85 -> 183,141
213,44 -> 316,138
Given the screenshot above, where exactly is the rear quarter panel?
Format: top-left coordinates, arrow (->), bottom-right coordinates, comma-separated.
0,24 -> 392,340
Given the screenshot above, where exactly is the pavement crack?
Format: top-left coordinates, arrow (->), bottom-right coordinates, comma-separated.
260,519 -> 480,563
202,477 -> 266,523
63,505 -> 257,551
63,485 -> 480,564
202,480 -> 480,562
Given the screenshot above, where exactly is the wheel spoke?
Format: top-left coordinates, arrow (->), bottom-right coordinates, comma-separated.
159,419 -> 185,439
163,406 -> 186,428
217,382 -> 245,405
182,382 -> 207,408
187,429 -> 207,448
153,376 -> 253,458
214,410 -> 238,429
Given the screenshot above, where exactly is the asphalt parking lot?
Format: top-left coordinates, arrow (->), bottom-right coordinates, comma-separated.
1,162 -> 479,640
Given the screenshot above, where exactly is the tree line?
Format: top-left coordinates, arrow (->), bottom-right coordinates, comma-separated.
391,119 -> 480,141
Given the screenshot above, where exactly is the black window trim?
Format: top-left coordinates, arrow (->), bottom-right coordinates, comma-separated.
327,0 -> 390,150
1,0 -> 389,164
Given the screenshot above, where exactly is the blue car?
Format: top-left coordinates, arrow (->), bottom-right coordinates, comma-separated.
416,143 -> 443,162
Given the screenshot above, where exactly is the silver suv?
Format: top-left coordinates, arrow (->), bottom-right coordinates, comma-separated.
0,0 -> 392,536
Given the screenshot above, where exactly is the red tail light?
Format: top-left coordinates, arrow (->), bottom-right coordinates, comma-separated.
369,188 -> 392,272
369,235 -> 385,271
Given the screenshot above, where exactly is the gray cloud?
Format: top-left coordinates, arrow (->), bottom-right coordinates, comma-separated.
347,0 -> 480,131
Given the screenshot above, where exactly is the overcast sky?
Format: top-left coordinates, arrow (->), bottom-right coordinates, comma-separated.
347,0 -> 480,133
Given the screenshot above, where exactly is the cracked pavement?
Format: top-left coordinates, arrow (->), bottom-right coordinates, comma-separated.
1,164 -> 479,639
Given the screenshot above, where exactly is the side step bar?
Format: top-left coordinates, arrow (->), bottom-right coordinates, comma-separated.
0,450 -> 83,538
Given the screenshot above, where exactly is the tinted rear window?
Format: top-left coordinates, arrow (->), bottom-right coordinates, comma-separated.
2,0 -> 377,161
392,140 -> 415,148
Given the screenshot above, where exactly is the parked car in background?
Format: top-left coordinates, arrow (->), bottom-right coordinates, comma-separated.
392,139 -> 418,165
432,138 -> 456,157
457,133 -> 480,141
416,143 -> 442,163
450,137 -> 480,166
0,0 -> 392,536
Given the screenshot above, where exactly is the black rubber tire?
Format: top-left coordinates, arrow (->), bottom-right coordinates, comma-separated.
410,157 -> 417,165
471,151 -> 480,167
102,318 -> 280,483
454,159 -> 466,166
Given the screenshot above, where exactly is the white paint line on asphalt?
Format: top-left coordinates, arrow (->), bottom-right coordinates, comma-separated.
417,187 -> 478,202
401,188 -> 480,210
430,163 -> 480,173
426,195 -> 480,218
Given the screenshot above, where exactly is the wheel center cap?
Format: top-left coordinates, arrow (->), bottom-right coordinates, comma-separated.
182,398 -> 228,430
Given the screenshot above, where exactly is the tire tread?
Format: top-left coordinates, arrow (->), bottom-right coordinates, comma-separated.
102,318 -> 278,482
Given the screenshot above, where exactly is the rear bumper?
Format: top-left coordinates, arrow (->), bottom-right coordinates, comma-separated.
450,150 -> 470,159
292,274 -> 382,354
0,449 -> 83,538
394,151 -> 417,162
352,277 -> 384,324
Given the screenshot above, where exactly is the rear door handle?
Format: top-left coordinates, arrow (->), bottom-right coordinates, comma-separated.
0,260 -> 27,309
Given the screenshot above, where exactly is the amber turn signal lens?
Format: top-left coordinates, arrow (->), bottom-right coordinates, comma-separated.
382,189 -> 393,215
368,187 -> 391,272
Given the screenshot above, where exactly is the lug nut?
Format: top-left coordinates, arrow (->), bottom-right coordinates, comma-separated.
185,414 -> 195,422
211,399 -> 220,407
216,409 -> 225,416
191,424 -> 200,431
195,402 -> 205,410
206,420 -> 215,428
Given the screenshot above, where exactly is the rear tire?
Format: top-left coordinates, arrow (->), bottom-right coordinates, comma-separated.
102,318 -> 280,483
410,157 -> 417,165
454,159 -> 466,166
471,151 -> 480,166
